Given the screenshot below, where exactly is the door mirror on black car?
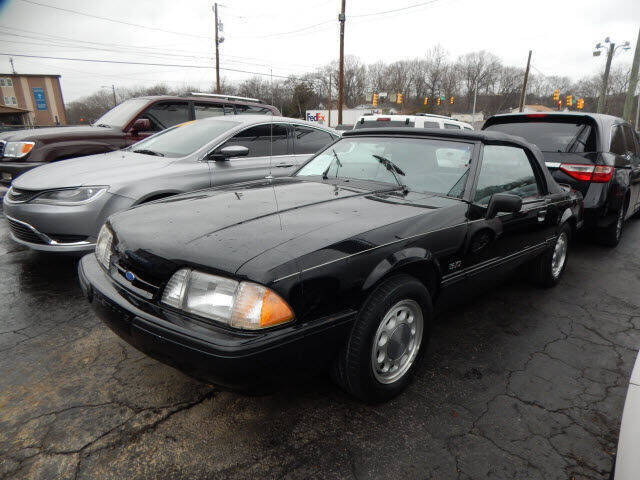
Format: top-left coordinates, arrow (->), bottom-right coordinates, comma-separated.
485,193 -> 522,219
210,145 -> 250,161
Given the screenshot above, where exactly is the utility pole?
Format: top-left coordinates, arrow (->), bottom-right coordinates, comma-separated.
328,75 -> 332,127
471,82 -> 478,118
623,28 -> 640,122
214,3 -> 221,93
111,84 -> 117,107
9,57 -> 16,74
597,42 -> 616,113
518,50 -> 532,112
337,0 -> 346,125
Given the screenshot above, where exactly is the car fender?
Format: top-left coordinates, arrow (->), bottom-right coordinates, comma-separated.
133,190 -> 183,205
361,247 -> 440,296
36,139 -> 121,163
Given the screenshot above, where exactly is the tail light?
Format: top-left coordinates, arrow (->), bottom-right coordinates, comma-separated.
559,164 -> 613,183
376,117 -> 390,122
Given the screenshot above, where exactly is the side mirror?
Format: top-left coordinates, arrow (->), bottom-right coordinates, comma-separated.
210,145 -> 249,161
614,153 -> 632,169
485,193 -> 522,219
130,118 -> 150,134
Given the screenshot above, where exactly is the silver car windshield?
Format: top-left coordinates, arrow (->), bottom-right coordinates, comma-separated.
129,120 -> 241,158
296,137 -> 473,198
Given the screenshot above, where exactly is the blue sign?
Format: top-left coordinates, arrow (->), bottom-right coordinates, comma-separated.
32,87 -> 47,110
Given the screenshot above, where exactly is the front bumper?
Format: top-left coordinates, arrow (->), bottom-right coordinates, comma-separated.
4,214 -> 95,252
78,254 -> 356,390
0,161 -> 46,186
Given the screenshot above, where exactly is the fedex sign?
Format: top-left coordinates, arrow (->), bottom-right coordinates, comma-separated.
306,112 -> 326,123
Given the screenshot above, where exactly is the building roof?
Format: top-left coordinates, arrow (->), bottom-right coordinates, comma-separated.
0,73 -> 61,78
510,104 -> 554,113
0,105 -> 29,114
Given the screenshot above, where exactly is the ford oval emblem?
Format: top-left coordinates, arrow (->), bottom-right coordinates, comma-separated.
125,271 -> 136,282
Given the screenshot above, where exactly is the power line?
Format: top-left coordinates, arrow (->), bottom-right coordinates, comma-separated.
351,0 -> 443,18
0,52 -> 294,79
18,0 -> 210,39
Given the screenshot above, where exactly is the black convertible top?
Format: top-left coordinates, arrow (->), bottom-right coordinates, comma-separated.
342,127 -> 563,194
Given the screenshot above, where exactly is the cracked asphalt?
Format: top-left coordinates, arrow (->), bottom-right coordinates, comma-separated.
1,208 -> 639,480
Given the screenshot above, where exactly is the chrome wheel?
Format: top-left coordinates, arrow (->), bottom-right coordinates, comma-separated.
371,299 -> 423,384
551,232 -> 568,279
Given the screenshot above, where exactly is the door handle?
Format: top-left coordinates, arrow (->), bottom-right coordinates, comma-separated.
537,210 -> 547,222
275,163 -> 294,168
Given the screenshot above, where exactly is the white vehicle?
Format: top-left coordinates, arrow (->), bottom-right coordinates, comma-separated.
614,350 -> 640,479
353,113 -> 474,131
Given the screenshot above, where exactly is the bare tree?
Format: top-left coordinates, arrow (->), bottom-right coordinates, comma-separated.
456,51 -> 502,108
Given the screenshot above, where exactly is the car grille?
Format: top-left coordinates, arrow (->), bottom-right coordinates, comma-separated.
6,217 -> 47,245
7,188 -> 41,203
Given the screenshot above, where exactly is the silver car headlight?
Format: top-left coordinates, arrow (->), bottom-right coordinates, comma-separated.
3,141 -> 35,158
161,268 -> 294,330
31,186 -> 108,205
95,224 -> 113,269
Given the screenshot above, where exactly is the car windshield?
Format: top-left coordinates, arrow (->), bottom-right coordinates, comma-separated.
484,119 -> 596,152
92,98 -> 150,128
354,120 -> 415,129
296,136 -> 473,197
128,119 -> 240,158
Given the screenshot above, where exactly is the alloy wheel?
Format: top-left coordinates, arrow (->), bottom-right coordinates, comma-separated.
371,299 -> 423,384
551,232 -> 568,279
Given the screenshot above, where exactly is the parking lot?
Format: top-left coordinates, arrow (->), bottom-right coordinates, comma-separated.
0,208 -> 638,479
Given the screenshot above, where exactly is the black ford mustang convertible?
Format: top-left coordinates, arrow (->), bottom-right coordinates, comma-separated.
79,128 -> 582,402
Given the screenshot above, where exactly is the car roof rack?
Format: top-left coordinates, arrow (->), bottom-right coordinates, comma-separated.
189,92 -> 262,103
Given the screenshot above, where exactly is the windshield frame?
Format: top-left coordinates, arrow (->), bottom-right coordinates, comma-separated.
293,133 -> 480,200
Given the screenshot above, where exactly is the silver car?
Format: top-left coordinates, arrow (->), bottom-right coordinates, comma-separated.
2,115 -> 338,252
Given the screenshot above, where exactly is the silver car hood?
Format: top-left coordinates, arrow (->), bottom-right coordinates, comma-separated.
12,151 -> 174,190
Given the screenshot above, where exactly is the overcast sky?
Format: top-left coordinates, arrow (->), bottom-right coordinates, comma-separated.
0,0 -> 638,102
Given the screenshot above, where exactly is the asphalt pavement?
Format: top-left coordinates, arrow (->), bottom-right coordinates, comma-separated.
1,211 -> 639,480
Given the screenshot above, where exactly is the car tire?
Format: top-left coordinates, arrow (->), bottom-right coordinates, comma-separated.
530,223 -> 571,288
332,274 -> 432,403
599,205 -> 625,247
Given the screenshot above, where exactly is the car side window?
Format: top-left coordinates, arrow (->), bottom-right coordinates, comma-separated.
444,123 -> 461,129
235,105 -> 273,115
293,126 -> 335,154
137,102 -> 190,132
610,125 -> 627,155
474,145 -> 541,205
218,123 -> 288,157
622,125 -> 640,157
195,102 -> 233,119
423,121 -> 440,129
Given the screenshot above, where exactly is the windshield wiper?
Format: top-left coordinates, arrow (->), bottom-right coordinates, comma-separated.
322,148 -> 343,179
371,154 -> 408,194
132,149 -> 165,157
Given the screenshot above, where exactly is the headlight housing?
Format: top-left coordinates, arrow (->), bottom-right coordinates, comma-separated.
31,186 -> 107,205
161,269 -> 294,330
3,141 -> 35,158
95,224 -> 113,269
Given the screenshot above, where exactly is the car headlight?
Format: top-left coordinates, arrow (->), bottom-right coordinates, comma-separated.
95,224 -> 113,269
161,269 -> 294,330
4,141 -> 35,158
31,186 -> 108,205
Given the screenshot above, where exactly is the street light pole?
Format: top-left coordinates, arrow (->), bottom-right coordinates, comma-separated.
623,28 -> 640,122
597,42 -> 615,113
337,0 -> 345,126
111,84 -> 117,107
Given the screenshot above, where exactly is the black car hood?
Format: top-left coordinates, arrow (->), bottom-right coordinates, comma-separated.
0,125 -> 120,142
109,178 -> 458,285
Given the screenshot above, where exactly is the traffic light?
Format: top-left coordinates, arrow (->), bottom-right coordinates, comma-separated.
436,98 -> 441,106
566,94 -> 573,107
396,93 -> 403,104
372,93 -> 378,107
553,89 -> 560,101
557,100 -> 562,110
449,96 -> 454,104
577,98 -> 584,110
423,97 -> 428,105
